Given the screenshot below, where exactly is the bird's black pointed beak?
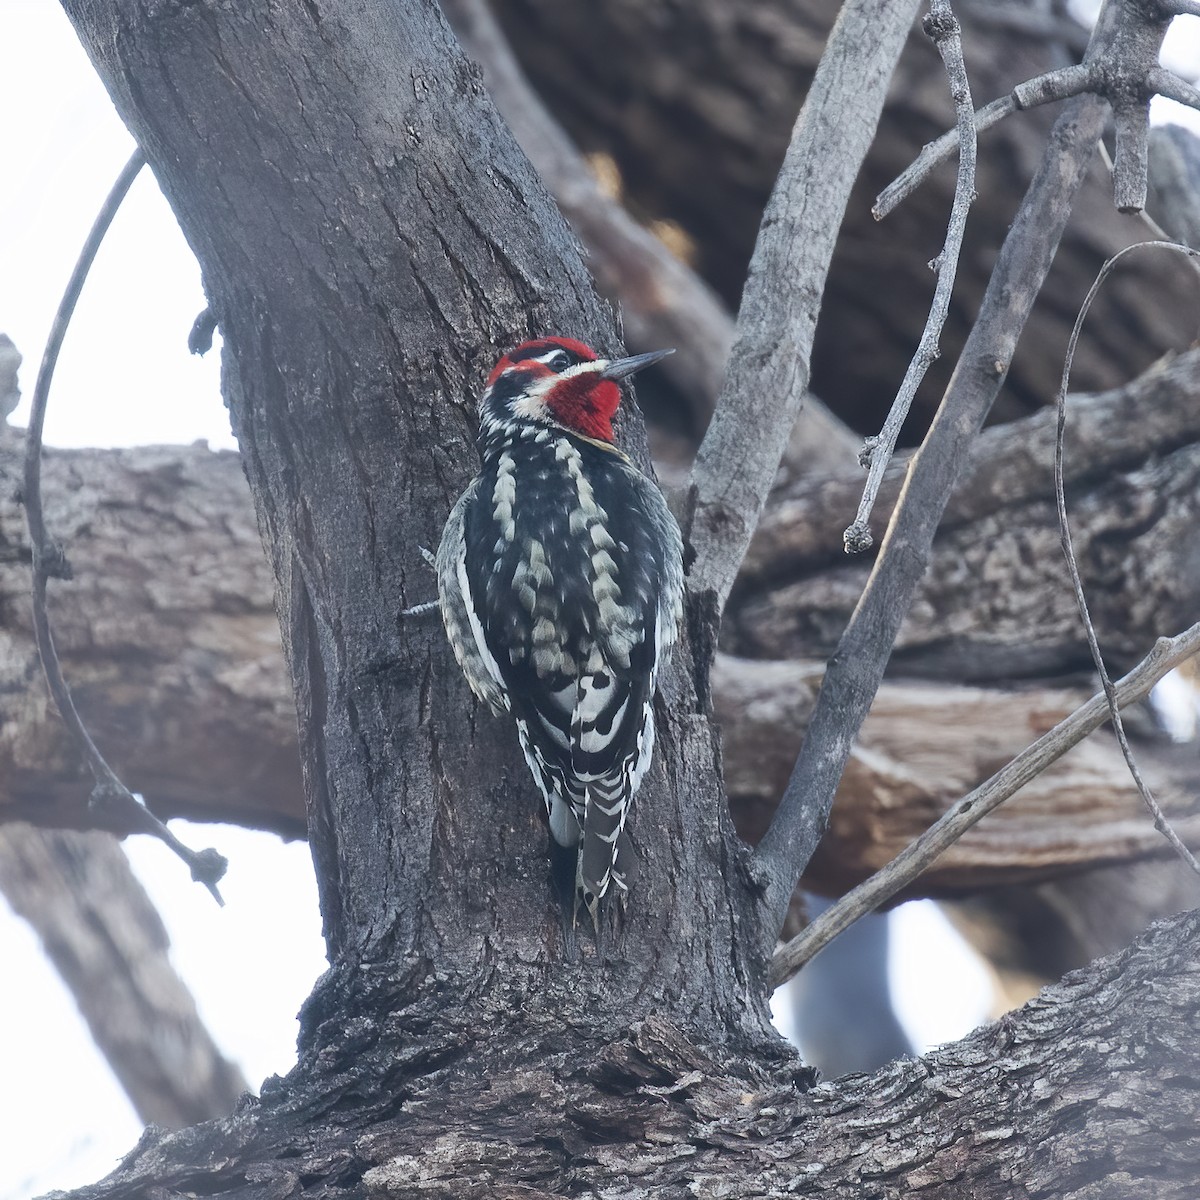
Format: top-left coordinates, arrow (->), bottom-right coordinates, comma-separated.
599,348 -> 675,381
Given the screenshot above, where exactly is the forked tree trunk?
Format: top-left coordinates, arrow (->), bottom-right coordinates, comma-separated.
46,1 -> 1200,1196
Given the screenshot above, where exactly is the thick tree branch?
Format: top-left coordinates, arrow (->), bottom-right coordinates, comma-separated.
717,654 -> 1200,900
47,907 -> 1200,1198
0,824 -> 247,1127
733,349 -> 1200,678
0,435 -> 302,837
683,0 -> 921,617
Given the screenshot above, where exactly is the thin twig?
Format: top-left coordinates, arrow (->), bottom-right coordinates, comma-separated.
752,94 -> 1109,948
874,64 -> 1090,220
1148,66 -> 1200,112
22,148 -> 227,904
879,0 -> 1190,217
1054,239 -> 1200,877
769,621 -> 1200,988
846,0 -> 978,554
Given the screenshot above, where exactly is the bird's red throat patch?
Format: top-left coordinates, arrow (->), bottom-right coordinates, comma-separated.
544,374 -> 621,443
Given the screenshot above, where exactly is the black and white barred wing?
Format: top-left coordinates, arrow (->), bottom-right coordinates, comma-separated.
435,479 -> 510,718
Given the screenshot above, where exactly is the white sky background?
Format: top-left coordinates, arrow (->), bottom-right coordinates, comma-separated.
2,3 -> 1198,1196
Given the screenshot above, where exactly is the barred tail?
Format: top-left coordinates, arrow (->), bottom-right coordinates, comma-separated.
578,775 -> 631,921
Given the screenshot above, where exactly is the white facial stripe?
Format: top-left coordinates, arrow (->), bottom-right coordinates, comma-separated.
523,359 -> 607,401
509,360 -> 606,423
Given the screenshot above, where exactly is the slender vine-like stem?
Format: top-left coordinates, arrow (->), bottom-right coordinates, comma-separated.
1054,239 -> 1200,878
22,147 -> 228,903
846,0 -> 978,553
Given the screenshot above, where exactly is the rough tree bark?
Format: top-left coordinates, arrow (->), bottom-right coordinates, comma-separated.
26,0 -> 1200,1195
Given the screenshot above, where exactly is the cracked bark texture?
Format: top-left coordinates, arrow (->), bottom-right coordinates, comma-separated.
21,0 -> 1200,1193
57,0 -> 770,1108
0,432 -> 302,836
48,910 -> 1200,1199
732,350 -> 1200,681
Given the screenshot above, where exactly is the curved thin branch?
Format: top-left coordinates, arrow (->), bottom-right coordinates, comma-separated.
1055,239 -> 1200,877
846,0 -> 978,552
1148,65 -> 1200,112
22,148 -> 227,903
770,621 -> 1200,988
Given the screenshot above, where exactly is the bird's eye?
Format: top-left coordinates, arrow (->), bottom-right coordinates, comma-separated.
546,350 -> 570,370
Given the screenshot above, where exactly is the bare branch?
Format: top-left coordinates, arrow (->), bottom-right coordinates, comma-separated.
770,621 -> 1200,988
1009,63 -> 1095,110
846,0 -> 978,553
753,94 -> 1109,947
1148,65 -> 1200,112
874,64 -> 1092,220
880,0 -> 1191,218
21,150 -> 227,902
1162,0 -> 1200,17
682,0 -> 921,618
1055,240 -> 1200,877
1113,100 -> 1153,213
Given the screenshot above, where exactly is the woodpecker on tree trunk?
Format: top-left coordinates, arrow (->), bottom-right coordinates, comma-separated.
435,337 -> 684,928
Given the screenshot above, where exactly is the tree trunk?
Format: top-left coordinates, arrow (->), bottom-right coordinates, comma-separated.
58,0 -> 769,1052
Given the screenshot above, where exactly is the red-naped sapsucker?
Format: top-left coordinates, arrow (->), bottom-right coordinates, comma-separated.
435,337 -> 683,926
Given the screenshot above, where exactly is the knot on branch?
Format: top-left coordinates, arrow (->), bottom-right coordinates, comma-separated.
844,520 -> 873,555
89,779 -> 132,816
922,10 -> 959,42
189,846 -> 230,889
40,540 -> 73,580
858,435 -> 879,470
188,308 -> 218,356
